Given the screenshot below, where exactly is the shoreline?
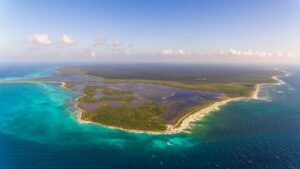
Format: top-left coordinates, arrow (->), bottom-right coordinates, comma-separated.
76,70 -> 289,134
162,70 -> 289,134
1,70 -> 290,135
75,81 -> 262,135
164,84 -> 261,134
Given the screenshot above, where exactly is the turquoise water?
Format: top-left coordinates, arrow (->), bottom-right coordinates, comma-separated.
0,64 -> 55,80
0,65 -> 299,169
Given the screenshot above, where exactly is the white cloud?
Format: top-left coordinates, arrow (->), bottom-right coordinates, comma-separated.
287,52 -> 296,58
228,49 -> 242,56
178,49 -> 185,55
62,34 -> 75,45
220,49 -> 297,59
161,49 -> 173,56
28,34 -> 52,45
226,49 -> 273,58
90,51 -> 96,58
161,49 -> 187,56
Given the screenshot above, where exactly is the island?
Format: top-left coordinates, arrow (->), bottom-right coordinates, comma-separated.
1,64 -> 288,134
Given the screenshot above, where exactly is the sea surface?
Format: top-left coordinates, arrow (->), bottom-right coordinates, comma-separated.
0,64 -> 299,169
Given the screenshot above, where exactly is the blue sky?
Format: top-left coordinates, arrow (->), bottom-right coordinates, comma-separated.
0,0 -> 299,63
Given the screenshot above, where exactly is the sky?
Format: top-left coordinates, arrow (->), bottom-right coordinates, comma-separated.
0,0 -> 300,63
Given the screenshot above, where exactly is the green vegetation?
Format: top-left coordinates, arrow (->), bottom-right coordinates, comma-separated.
82,103 -> 167,131
79,86 -> 134,103
82,64 -> 282,83
98,96 -> 135,102
71,64 -> 282,132
83,86 -> 131,96
78,84 -> 223,132
58,67 -> 87,76
81,64 -> 282,97
78,85 -> 167,131
103,79 -> 256,97
18,65 -> 282,132
99,86 -> 132,95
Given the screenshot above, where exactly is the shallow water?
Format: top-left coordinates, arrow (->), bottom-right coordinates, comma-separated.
0,65 -> 299,169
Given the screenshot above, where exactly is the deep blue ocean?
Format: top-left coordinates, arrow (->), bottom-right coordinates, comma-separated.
0,64 -> 299,169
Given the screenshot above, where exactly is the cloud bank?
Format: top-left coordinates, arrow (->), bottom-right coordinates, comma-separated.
28,34 -> 52,45
161,49 -> 187,56
23,33 -> 298,63
62,34 -> 75,45
220,49 -> 296,59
